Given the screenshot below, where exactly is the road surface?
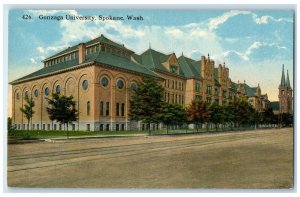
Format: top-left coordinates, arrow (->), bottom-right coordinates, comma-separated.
7,128 -> 293,189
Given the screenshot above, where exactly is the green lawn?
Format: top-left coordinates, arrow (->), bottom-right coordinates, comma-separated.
8,126 -> 258,140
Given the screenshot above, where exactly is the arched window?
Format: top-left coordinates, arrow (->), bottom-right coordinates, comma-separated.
87,101 -> 90,115
82,80 -> 88,90
24,91 -> 29,98
130,82 -> 137,91
56,85 -> 61,94
34,89 -> 39,97
45,87 -> 49,96
16,92 -> 20,100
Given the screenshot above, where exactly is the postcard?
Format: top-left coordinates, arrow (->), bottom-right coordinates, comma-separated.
6,8 -> 294,189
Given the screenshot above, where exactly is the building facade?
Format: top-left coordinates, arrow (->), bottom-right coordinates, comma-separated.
10,34 -> 270,131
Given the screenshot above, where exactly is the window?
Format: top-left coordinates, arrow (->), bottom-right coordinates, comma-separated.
195,83 -> 200,92
170,64 -> 177,73
87,101 -> 90,115
54,124 -> 57,131
37,124 -> 39,130
106,102 -> 110,116
101,76 -> 109,87
56,85 -> 61,94
121,103 -> 125,116
116,124 -> 119,131
100,101 -> 104,116
82,80 -> 88,90
121,124 -> 125,131
43,124 -> 45,130
87,124 -> 90,131
106,124 -> 110,131
32,124 -> 35,130
72,124 -> 75,131
24,91 -> 29,98
117,80 -> 124,89
45,87 -> 49,96
47,124 -> 50,130
116,103 -> 120,116
16,92 -> 19,100
206,86 -> 212,94
130,82 -> 137,91
34,89 -> 39,97
100,124 -> 103,131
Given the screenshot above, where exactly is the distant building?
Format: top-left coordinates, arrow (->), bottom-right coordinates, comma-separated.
279,65 -> 293,114
270,65 -> 293,115
10,34 -> 270,131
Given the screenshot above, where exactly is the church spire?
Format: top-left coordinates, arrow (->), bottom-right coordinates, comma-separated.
286,69 -> 291,89
280,64 -> 286,87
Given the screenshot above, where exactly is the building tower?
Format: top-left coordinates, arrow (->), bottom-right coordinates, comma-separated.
278,64 -> 293,114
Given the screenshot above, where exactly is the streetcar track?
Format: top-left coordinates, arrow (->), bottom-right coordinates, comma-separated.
7,131 -> 286,172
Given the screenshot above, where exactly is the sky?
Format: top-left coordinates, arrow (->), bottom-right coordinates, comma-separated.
7,9 -> 294,115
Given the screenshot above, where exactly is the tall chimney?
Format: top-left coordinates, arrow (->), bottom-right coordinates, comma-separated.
78,43 -> 86,64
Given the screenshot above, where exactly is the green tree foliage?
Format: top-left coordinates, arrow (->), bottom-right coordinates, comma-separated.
47,93 -> 78,139
159,103 -> 186,134
186,100 -> 209,132
20,95 -> 35,135
129,78 -> 165,135
208,102 -> 223,131
7,117 -> 16,136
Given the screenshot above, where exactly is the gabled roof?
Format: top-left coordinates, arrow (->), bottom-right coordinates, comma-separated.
243,83 -> 257,97
177,55 -> 201,80
134,48 -> 169,72
269,101 -> 279,111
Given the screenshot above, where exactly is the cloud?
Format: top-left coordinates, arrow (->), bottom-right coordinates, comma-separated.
224,41 -> 288,62
30,58 -> 37,64
165,27 -> 183,37
208,10 -> 251,30
253,14 -> 293,24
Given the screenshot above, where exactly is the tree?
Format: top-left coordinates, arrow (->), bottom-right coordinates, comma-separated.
208,102 -> 223,131
222,103 -> 235,130
129,78 -> 165,135
186,100 -> 208,132
20,94 -> 35,136
47,93 -> 78,139
159,103 -> 186,134
7,117 -> 16,136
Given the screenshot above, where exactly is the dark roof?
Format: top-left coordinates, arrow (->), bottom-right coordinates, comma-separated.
10,50 -> 161,84
177,55 -> 201,79
93,51 -> 161,78
269,101 -> 279,111
134,48 -> 169,72
45,34 -> 132,61
243,83 -> 257,97
230,81 -> 238,91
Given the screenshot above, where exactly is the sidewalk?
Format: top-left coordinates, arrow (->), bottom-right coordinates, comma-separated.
43,133 -> 148,142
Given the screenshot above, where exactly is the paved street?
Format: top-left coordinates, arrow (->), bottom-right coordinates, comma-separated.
7,128 -> 293,189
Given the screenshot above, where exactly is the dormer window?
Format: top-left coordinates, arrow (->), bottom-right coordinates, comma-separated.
170,64 -> 178,74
